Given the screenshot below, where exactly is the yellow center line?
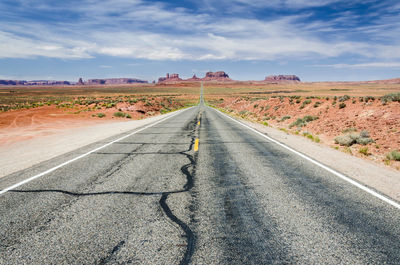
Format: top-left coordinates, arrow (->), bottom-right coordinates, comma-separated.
194,139 -> 199,151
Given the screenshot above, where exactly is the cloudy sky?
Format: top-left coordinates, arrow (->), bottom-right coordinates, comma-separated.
0,0 -> 399,81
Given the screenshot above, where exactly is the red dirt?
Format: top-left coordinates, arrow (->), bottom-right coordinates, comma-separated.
216,97 -> 400,170
0,97 -> 183,146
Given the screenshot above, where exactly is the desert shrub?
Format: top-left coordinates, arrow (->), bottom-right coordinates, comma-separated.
96,113 -> 106,118
334,134 -> 355,146
334,130 -> 373,146
263,121 -> 269,126
289,115 -> 318,128
357,137 -> 374,145
302,132 -> 320,143
296,99 -> 301,104
113,112 -> 126,118
280,116 -> 291,121
339,102 -> 346,109
338,95 -> 350,102
359,147 -> 369,156
313,101 -> 321,108
300,99 -> 312,109
386,150 -> 400,161
279,128 -> 289,133
126,114 -> 132,119
364,96 -> 375,102
274,106 -> 280,111
239,110 -> 249,116
381,93 -> 400,104
253,104 -> 259,108
303,115 -> 319,122
360,130 -> 370,138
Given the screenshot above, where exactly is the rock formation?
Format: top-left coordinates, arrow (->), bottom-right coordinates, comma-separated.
77,78 -> 84,85
186,74 -> 201,81
265,75 -> 301,82
202,71 -> 231,81
158,73 -> 182,83
86,78 -> 148,85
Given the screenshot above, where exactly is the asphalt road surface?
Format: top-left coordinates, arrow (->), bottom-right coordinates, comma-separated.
1,100 -> 400,264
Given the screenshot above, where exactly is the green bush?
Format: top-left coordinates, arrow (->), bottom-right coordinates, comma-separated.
381,93 -> 400,104
280,116 -> 291,122
289,115 -> 318,128
338,95 -> 350,102
359,147 -> 369,156
96,113 -> 106,118
313,101 -> 321,108
386,150 -> 400,161
300,99 -> 312,109
126,114 -> 132,119
339,103 -> 346,109
113,112 -> 126,118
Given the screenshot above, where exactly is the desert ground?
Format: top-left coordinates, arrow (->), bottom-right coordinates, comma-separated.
0,81 -> 399,170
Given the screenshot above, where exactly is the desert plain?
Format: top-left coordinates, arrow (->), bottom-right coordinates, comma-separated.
0,80 -> 399,170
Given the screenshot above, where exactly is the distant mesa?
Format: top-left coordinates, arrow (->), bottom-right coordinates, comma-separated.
202,71 -> 231,81
85,78 -> 148,85
157,71 -> 231,83
0,77 -> 147,86
265,75 -> 301,83
0,80 -> 70,85
158,73 -> 182,83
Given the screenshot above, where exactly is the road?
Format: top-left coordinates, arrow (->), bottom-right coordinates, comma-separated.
1,92 -> 400,264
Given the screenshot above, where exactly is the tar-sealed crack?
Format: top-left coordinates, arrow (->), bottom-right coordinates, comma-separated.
9,113 -> 201,265
159,117 -> 199,265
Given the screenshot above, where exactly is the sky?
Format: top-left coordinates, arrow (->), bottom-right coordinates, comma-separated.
0,0 -> 400,82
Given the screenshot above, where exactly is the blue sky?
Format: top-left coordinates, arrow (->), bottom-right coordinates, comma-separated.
0,0 -> 399,82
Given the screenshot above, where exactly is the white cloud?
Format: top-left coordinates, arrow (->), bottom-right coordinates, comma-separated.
0,0 -> 398,62
316,62 -> 400,68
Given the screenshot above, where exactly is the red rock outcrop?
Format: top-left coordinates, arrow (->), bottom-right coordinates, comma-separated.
265,75 -> 301,82
202,71 -> 231,81
158,73 -> 182,83
186,74 -> 201,81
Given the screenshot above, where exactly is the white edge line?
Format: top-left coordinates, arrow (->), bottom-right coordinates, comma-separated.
0,107 -> 195,196
211,106 -> 400,210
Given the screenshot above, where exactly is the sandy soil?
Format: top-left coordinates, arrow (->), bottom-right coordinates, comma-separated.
0,109 -> 187,178
0,97 -> 184,146
216,96 -> 400,170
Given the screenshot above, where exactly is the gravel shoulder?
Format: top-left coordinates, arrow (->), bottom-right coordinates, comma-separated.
0,110 -> 185,178
227,113 -> 400,202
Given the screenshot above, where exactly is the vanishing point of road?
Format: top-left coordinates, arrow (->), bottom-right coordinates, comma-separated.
1,86 -> 400,264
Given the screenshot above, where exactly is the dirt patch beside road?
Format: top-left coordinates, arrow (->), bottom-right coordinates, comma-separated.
210,95 -> 400,170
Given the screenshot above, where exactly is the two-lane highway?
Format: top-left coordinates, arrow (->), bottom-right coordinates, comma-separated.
1,100 -> 400,264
